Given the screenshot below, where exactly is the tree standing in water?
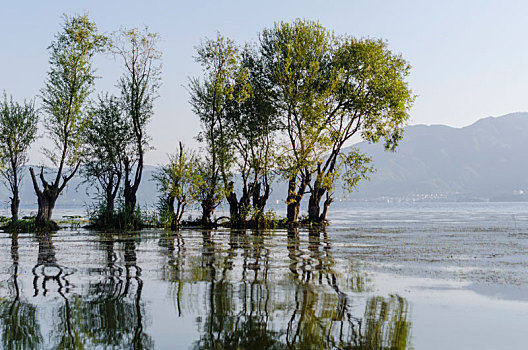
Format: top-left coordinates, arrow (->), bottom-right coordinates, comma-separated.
111,27 -> 161,217
189,33 -> 250,225
154,142 -> 202,228
82,94 -> 130,225
259,20 -> 414,224
30,14 -> 105,227
0,93 -> 39,223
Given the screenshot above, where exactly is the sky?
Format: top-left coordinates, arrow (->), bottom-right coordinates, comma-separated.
2,0 -> 528,165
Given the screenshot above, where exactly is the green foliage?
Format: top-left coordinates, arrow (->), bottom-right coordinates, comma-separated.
189,33 -> 251,222
0,93 -> 38,219
154,142 -> 202,227
257,19 -> 414,222
111,26 -> 161,190
41,13 -> 106,169
340,148 -> 376,193
87,201 -> 145,231
82,93 -> 129,201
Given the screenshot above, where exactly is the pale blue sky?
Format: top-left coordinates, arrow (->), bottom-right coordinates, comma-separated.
2,0 -> 528,164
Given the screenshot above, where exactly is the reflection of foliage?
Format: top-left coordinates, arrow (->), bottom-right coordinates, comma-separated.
0,296 -> 43,350
44,234 -> 154,349
184,229 -> 413,350
0,235 -> 43,350
357,295 -> 411,350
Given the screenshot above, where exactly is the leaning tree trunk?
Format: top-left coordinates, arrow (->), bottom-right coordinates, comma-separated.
319,194 -> 334,223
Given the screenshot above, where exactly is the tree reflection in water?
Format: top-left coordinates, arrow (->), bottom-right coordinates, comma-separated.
0,234 -> 43,350
76,234 -> 154,349
0,228 -> 410,349
29,233 -> 153,349
160,228 -> 413,350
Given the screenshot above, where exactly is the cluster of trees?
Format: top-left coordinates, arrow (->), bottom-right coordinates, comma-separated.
0,16 -> 413,230
0,14 -> 161,229
158,19 -> 413,228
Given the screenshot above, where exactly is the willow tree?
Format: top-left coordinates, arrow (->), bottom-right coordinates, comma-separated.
31,14 -> 105,226
189,33 -> 250,225
0,93 -> 38,222
82,94 -> 130,223
223,48 -> 278,226
111,27 -> 161,214
259,20 -> 337,224
259,20 -> 414,224
306,37 -> 414,223
154,142 -> 201,228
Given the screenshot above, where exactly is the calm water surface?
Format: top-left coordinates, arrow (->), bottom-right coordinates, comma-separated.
1,202 -> 528,349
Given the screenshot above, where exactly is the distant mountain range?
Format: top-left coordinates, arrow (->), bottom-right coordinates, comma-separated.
349,112 -> 528,201
1,112 -> 527,212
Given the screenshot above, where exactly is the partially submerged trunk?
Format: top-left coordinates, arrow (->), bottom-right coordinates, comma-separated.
227,190 -> 240,226
307,152 -> 340,224
308,179 -> 331,224
104,173 -> 121,221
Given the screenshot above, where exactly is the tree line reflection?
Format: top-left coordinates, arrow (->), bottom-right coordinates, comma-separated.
0,229 -> 411,349
161,228 -> 412,349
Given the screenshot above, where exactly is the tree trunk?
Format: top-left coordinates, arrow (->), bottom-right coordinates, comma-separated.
319,194 -> 333,223
227,191 -> 240,227
308,178 -> 327,222
105,185 -> 115,222
308,191 -> 322,222
175,201 -> 186,228
10,192 -> 19,223
201,198 -> 215,226
29,165 -> 78,229
124,158 -> 140,213
35,191 -> 57,226
286,174 -> 310,224
124,179 -> 137,212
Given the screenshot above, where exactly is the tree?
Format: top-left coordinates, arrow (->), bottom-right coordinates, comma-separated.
306,36 -> 414,223
189,33 -> 250,225
154,142 -> 201,228
81,94 -> 130,223
222,47 -> 278,226
259,20 -> 338,224
30,14 -> 106,226
111,26 -> 161,215
259,20 -> 414,224
0,93 -> 39,222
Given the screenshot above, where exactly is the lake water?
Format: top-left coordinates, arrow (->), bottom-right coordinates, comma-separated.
1,202 -> 528,349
